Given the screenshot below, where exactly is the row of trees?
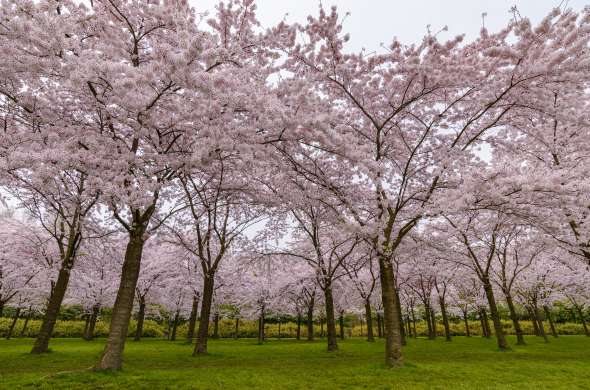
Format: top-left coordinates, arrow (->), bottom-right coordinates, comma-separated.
1,0 -> 589,370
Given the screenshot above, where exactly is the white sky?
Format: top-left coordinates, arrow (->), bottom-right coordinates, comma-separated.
191,0 -> 587,50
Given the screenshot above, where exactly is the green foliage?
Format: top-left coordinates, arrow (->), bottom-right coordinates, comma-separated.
1,336 -> 589,389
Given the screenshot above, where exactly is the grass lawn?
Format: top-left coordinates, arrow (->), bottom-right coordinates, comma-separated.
1,336 -> 589,389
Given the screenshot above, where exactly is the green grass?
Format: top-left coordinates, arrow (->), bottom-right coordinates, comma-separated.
1,336 -> 589,389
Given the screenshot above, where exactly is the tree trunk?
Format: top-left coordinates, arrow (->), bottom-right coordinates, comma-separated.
482,308 -> 492,337
134,299 -> 146,342
84,304 -> 100,341
410,307 -> 417,338
171,311 -> 180,341
528,307 -> 540,336
296,315 -> 301,340
378,256 -> 403,367
339,311 -> 345,340
257,310 -> 265,344
394,288 -> 406,346
20,308 -> 32,337
84,314 -> 91,339
576,306 -> 589,336
278,320 -> 281,339
430,308 -> 437,339
535,305 -> 549,343
212,312 -> 220,339
463,311 -> 471,337
6,307 -> 21,340
439,297 -> 451,342
0,301 -> 4,317
543,306 -> 558,338
365,300 -> 375,342
505,292 -> 525,345
194,275 -> 215,355
31,256 -> 75,353
97,230 -> 147,370
425,305 -> 434,339
306,300 -> 314,341
377,314 -> 383,338
482,281 -> 509,350
324,285 -> 338,351
186,294 -> 199,343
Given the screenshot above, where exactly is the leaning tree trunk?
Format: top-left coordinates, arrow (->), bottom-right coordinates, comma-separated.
439,297 -> 451,342
134,297 -> 146,341
96,229 -> 147,370
194,275 -> 215,355
84,304 -> 100,341
306,299 -> 314,341
296,314 -> 301,340
186,294 -> 199,343
31,254 -> 76,354
543,306 -> 558,338
534,305 -> 549,343
365,300 -> 375,342
339,311 -> 345,340
170,310 -> 180,341
482,281 -> 509,350
20,308 -> 32,337
463,311 -> 471,337
378,256 -> 403,367
505,292 -> 525,345
323,284 -> 338,351
6,307 -> 21,340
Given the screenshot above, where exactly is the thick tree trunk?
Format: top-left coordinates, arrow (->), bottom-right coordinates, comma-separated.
6,307 -> 21,340
378,256 -> 403,367
463,311 -> 471,337
365,300 -> 375,342
171,311 -> 180,341
505,292 -> 525,345
339,311 -> 345,340
482,281 -> 509,350
234,318 -> 239,339
296,315 -> 301,340
212,312 -> 220,339
543,306 -> 558,338
306,300 -> 314,341
31,257 -> 75,353
186,294 -> 199,343
134,299 -> 146,342
439,297 -> 451,342
96,231 -> 147,370
84,304 -> 100,341
324,285 -> 338,351
194,275 -> 214,355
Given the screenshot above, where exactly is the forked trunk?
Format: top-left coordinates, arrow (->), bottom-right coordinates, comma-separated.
439,297 -> 451,342
20,309 -> 32,337
96,231 -> 146,370
534,306 -> 549,343
378,256 -> 403,367
194,275 -> 214,355
84,304 -> 100,341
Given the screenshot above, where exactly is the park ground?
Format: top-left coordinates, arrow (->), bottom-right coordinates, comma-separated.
1,336 -> 589,389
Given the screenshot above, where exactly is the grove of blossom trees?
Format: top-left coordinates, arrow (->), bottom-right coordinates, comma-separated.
1,0 -> 589,371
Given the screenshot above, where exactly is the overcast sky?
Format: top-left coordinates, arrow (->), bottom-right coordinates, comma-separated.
190,0 -> 587,51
